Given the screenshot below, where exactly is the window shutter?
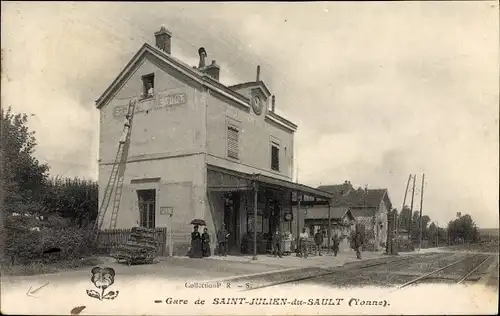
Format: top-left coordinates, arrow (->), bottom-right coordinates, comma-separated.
227,127 -> 239,159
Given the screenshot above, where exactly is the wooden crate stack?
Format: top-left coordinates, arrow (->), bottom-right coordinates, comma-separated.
111,227 -> 158,265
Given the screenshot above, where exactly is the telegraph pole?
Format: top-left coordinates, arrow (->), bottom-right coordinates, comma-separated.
398,174 -> 412,239
436,222 -> 439,247
295,166 -> 300,256
418,173 -> 425,250
252,180 -> 258,260
408,175 -> 416,241
327,203 -> 331,254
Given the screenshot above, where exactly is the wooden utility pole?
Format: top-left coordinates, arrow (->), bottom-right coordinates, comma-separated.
295,165 -> 301,257
398,174 -> 412,238
418,173 -> 425,250
296,193 -> 301,256
408,175 -> 416,241
436,222 -> 439,247
252,180 -> 258,260
327,203 -> 332,254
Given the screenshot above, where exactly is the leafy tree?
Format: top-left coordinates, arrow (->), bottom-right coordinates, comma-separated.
397,205 -> 412,231
1,107 -> 49,207
1,107 -> 50,262
427,222 -> 448,246
447,214 -> 479,244
427,222 -> 437,243
43,177 -> 98,227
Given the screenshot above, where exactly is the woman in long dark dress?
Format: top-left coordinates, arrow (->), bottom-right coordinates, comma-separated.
190,225 -> 203,258
201,228 -> 211,257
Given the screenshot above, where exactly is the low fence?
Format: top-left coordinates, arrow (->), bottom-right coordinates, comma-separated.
98,227 -> 168,256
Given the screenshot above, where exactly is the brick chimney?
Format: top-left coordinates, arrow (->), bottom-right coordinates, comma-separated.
197,47 -> 220,80
203,60 -> 220,81
341,180 -> 352,196
271,95 -> 276,112
155,26 -> 172,54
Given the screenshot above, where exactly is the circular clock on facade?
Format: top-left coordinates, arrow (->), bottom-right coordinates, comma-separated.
251,95 -> 263,115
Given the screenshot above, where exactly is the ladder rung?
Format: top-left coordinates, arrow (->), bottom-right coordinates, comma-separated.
96,98 -> 138,234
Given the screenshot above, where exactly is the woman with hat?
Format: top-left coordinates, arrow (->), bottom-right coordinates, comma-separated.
201,227 -> 211,257
189,225 -> 203,258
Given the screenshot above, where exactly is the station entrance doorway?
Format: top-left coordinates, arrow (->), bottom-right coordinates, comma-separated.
223,192 -> 241,254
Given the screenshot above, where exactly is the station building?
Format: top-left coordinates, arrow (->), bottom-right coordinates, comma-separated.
96,26 -> 333,255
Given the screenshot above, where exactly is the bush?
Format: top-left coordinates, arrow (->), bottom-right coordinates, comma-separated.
4,210 -> 97,265
40,227 -> 94,262
4,204 -> 45,264
396,238 -> 415,252
5,227 -> 43,264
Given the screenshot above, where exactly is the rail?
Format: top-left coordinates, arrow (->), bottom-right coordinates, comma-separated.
456,255 -> 492,284
393,254 -> 493,291
242,254 -> 436,292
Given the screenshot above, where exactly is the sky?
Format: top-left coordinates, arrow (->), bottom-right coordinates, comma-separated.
2,2 -> 499,228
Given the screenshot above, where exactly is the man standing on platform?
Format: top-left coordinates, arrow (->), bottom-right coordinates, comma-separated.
332,234 -> 340,257
217,224 -> 229,257
353,231 -> 364,259
314,229 -> 324,256
299,228 -> 309,258
272,228 -> 283,258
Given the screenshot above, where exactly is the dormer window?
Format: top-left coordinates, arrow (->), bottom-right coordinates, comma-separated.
142,73 -> 155,98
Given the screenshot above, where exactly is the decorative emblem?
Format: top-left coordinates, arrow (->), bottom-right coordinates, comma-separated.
86,267 -> 119,301
251,95 -> 263,115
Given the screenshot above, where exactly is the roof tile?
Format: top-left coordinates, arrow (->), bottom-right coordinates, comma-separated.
317,183 -> 389,209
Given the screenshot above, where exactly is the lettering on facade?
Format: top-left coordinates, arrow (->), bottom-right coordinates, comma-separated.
113,92 -> 187,118
157,93 -> 186,109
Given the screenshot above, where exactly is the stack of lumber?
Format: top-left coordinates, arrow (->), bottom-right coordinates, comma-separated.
112,227 -> 158,265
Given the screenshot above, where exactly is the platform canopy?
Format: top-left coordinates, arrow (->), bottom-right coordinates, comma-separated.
253,173 -> 333,200
207,165 -> 333,202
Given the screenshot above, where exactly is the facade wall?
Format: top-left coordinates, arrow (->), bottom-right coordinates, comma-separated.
98,154 -> 206,255
293,205 -> 355,252
99,53 -> 206,164
206,91 -> 294,182
288,202 -> 390,251
351,200 -> 390,251
356,214 -> 385,251
98,53 -> 208,255
98,49 -> 299,255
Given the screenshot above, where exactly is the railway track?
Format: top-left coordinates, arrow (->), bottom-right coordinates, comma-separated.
393,254 -> 493,291
241,253 -> 437,292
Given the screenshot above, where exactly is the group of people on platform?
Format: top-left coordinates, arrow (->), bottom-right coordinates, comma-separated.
189,224 -> 230,259
189,224 -> 364,260
295,228 -> 341,258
